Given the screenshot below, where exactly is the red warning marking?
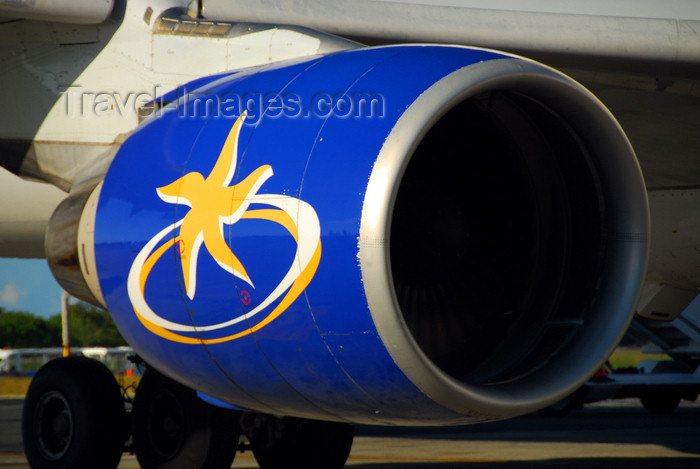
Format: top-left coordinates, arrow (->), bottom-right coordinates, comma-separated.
240,290 -> 251,305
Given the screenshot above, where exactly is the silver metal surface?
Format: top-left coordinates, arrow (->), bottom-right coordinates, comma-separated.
0,169 -> 66,258
45,184 -> 103,306
359,57 -> 649,419
0,0 -> 114,24
203,0 -> 700,76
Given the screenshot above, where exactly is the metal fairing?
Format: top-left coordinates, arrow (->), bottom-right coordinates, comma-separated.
93,44 -> 648,425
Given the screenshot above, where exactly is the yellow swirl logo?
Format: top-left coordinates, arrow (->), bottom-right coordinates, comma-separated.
126,113 -> 322,344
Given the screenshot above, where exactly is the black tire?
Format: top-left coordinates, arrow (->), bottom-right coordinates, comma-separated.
640,392 -> 681,414
22,356 -> 126,469
132,368 -> 240,469
249,415 -> 354,469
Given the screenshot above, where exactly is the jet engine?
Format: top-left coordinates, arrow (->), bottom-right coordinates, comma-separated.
46,45 -> 648,425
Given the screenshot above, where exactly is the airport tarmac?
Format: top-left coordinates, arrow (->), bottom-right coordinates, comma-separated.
1,398 -> 699,468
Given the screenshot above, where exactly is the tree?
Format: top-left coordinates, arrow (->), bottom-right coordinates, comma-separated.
0,302 -> 126,348
0,309 -> 61,348
67,302 -> 127,347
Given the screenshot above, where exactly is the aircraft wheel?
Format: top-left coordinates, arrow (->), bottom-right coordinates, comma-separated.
22,356 -> 126,469
132,368 -> 240,469
248,415 -> 354,469
640,392 -> 681,414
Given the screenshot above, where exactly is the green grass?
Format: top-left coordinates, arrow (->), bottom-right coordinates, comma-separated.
0,377 -> 31,397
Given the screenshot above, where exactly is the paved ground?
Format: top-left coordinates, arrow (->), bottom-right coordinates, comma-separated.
2,398 -> 699,468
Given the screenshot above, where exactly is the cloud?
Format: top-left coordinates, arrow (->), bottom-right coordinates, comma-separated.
0,283 -> 26,306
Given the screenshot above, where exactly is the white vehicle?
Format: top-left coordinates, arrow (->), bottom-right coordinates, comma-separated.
0,347 -> 134,375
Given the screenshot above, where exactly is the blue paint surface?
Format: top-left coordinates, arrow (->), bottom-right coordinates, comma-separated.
95,45 -> 504,423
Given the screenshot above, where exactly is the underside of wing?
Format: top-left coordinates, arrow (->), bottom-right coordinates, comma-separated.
0,0 -> 113,24
203,0 -> 700,77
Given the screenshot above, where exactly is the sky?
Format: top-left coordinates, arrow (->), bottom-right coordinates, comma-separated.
0,258 -> 63,318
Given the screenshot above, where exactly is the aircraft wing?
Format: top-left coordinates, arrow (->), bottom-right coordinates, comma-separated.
204,0 -> 700,75
0,0 -> 114,24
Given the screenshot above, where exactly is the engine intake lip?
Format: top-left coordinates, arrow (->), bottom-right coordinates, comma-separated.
359,57 -> 649,419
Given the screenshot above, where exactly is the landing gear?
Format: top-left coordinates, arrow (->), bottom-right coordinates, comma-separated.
22,357 -> 352,469
245,414 -> 354,469
132,367 -> 240,469
22,356 -> 126,469
640,391 -> 681,414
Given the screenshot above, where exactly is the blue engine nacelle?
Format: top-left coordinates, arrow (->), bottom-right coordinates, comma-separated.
47,45 -> 649,425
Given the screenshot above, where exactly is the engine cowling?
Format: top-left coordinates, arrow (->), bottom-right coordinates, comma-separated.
47,45 -> 649,425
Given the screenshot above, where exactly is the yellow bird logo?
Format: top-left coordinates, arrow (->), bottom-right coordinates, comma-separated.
156,115 -> 270,297
126,113 -> 322,344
